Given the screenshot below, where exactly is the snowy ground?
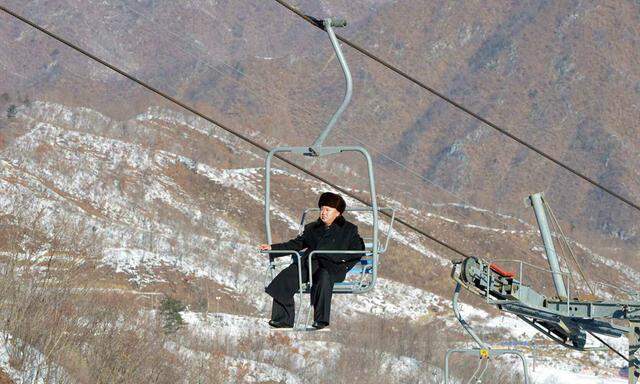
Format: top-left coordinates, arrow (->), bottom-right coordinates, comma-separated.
532,365 -> 627,384
3,102 -> 638,383
0,332 -> 71,384
181,310 -> 632,384
181,311 -> 431,383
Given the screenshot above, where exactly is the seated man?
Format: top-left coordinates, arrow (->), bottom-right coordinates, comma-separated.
259,192 -> 365,330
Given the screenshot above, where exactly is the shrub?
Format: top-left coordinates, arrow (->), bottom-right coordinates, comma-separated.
159,296 -> 186,333
6,104 -> 17,118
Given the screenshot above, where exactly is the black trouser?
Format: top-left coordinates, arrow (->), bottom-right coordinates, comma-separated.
265,260 -> 335,325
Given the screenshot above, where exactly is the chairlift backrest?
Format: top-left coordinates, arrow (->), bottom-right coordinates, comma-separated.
299,207 -> 396,255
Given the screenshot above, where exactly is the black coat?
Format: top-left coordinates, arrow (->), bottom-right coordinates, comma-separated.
271,215 -> 365,282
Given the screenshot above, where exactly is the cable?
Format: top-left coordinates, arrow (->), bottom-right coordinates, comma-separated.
272,0 -> 640,214
259,5 -> 638,365
122,1 -> 477,212
586,330 -> 630,364
116,1 -> 540,263
117,0 -> 542,269
12,13 -> 629,368
544,199 -> 595,296
0,5 -> 472,261
115,0 -> 543,271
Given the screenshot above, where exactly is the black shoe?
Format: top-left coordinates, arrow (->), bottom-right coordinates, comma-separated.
311,321 -> 329,330
268,320 -> 293,328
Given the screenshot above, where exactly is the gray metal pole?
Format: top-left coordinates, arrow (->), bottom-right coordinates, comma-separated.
311,18 -> 353,148
529,193 -> 568,299
360,147 -> 379,291
265,147 -> 296,244
453,282 -> 488,349
264,149 -> 276,245
629,322 -> 640,384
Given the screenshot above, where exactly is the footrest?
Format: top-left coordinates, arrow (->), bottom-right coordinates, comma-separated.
347,265 -> 372,274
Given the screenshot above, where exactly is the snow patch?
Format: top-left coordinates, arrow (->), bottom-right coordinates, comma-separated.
0,332 -> 72,384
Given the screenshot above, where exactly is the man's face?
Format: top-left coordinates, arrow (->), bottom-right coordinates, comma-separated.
320,206 -> 341,226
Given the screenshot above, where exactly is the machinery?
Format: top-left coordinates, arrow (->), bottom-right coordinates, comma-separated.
447,192 -> 640,383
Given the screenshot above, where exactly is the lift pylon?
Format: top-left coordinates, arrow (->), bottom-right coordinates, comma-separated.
449,193 -> 640,383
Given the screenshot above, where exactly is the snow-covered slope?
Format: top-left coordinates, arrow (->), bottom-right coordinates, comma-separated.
0,102 -> 634,383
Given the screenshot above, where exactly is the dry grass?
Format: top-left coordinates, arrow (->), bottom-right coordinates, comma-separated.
0,240 -> 521,383
0,201 -> 523,384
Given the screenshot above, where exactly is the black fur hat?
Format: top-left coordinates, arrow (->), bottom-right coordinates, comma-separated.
318,192 -> 346,213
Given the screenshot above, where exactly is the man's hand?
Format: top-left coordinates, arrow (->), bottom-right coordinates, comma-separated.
259,244 -> 272,251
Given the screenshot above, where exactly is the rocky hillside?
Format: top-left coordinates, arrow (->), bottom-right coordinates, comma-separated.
0,101 -> 632,383
1,0 -> 639,257
0,0 -> 638,383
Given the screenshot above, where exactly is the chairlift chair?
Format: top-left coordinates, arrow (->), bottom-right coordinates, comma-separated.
444,280 -> 531,384
284,206 -> 395,294
260,17 -> 395,328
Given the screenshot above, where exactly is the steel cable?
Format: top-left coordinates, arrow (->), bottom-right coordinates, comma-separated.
0,4 -> 472,261
3,6 -> 634,365
116,1 -> 542,263
272,0 -> 640,214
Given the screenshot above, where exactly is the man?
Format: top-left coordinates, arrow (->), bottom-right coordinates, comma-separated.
259,192 -> 365,330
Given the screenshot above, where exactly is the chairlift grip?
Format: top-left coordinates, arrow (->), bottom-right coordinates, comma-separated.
327,18 -> 347,28
306,15 -> 347,30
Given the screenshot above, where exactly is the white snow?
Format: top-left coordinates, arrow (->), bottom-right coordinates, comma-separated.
340,277 -> 447,320
532,364 -> 626,384
135,106 -> 261,160
194,163 -> 300,231
424,211 -> 531,235
224,356 -> 302,384
181,311 -> 269,340
166,338 -> 302,384
430,202 -> 535,229
3,101 -> 637,384
181,311 -> 427,381
0,332 -> 72,384
483,313 -> 541,339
